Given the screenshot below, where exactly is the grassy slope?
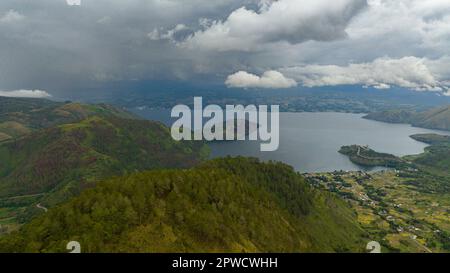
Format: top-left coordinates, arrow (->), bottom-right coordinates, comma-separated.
363,109 -> 416,124
415,106 -> 450,131
0,116 -> 208,224
410,134 -> 450,145
0,158 -> 367,253
364,105 -> 450,131
404,134 -> 450,193
0,97 -> 135,142
0,116 -> 208,205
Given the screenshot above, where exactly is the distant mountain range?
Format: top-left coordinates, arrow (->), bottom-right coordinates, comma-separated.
75,82 -> 450,114
364,105 -> 450,131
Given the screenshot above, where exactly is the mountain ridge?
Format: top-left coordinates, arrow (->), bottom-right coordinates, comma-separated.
0,97 -> 136,143
0,157 -> 367,253
364,105 -> 450,131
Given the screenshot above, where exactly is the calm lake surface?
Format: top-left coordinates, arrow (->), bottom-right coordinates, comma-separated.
132,108 -> 450,173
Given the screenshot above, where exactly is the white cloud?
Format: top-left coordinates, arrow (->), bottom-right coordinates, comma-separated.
281,56 -> 450,92
0,9 -> 24,23
148,24 -> 190,42
343,0 -> 450,58
0,90 -> 51,98
225,70 -> 297,89
182,0 -> 367,51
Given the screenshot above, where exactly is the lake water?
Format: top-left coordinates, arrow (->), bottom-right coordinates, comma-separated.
132,108 -> 450,173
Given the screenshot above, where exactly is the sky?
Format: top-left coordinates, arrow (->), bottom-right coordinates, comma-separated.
0,0 -> 450,98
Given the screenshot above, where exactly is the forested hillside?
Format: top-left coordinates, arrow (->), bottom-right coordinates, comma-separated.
0,98 -> 209,228
0,158 -> 367,253
0,97 -> 367,253
0,116 -> 209,208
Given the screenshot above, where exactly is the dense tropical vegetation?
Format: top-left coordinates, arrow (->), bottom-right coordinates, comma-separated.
1,97 -> 448,253
0,157 -> 367,253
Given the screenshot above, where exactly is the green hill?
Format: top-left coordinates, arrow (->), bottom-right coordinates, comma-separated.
410,134 -> 450,145
408,134 -> 450,177
0,158 -> 367,253
0,115 -> 209,225
415,106 -> 450,131
0,97 -> 60,116
363,109 -> 416,124
0,97 -> 135,142
364,105 -> 450,131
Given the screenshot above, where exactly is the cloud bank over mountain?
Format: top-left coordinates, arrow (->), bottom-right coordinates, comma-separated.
281,56 -> 449,92
0,90 -> 51,98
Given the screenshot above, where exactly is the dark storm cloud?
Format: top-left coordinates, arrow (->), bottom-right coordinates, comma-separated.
0,0 -> 254,94
1,0 -> 448,95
